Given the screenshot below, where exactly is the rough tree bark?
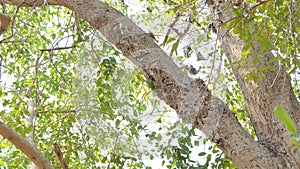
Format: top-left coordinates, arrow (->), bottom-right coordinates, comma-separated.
0,0 -> 299,168
0,12 -> 10,35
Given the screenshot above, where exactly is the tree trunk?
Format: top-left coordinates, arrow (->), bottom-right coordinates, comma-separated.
210,0 -> 300,167
1,0 -> 299,168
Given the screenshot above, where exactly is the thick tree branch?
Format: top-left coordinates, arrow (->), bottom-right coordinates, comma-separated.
0,120 -> 54,169
211,0 -> 300,164
0,12 -> 10,35
0,0 -> 63,6
59,0 -> 292,168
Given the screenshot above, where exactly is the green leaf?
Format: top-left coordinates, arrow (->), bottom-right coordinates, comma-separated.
217,74 -> 225,83
274,105 -> 297,134
150,154 -> 154,160
225,19 -> 238,29
171,40 -> 179,52
253,56 -> 261,64
232,8 -> 242,16
256,35 -> 273,51
242,43 -> 252,56
115,119 -> 121,127
0,160 -> 4,166
198,152 -> 206,156
177,55 -> 184,61
170,161 -> 176,168
165,37 -> 176,45
147,80 -> 156,90
247,21 -> 255,34
232,26 -> 241,35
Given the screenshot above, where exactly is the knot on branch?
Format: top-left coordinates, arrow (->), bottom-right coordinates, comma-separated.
144,68 -> 181,111
193,78 -> 212,128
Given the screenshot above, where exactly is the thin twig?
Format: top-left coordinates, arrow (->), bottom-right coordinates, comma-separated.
39,45 -> 77,51
38,110 -> 76,114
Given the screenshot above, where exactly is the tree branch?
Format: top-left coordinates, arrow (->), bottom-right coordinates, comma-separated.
54,143 -> 68,169
38,110 -> 76,114
59,0 -> 292,168
39,46 -> 77,52
0,0 -> 64,6
1,0 -> 298,168
214,0 -> 300,162
0,120 -> 54,169
0,12 -> 10,35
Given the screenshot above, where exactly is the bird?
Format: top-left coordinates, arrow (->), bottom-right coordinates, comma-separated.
184,45 -> 192,58
186,64 -> 199,75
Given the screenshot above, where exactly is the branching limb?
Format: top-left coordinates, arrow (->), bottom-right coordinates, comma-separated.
0,120 -> 54,169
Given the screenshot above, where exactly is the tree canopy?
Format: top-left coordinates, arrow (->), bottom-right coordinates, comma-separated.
0,0 -> 299,168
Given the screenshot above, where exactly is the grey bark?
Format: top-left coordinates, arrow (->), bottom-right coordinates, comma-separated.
212,1 -> 300,167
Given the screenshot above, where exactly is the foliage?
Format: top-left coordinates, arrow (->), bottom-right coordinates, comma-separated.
0,0 -> 299,168
274,106 -> 300,150
229,0 -> 300,82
